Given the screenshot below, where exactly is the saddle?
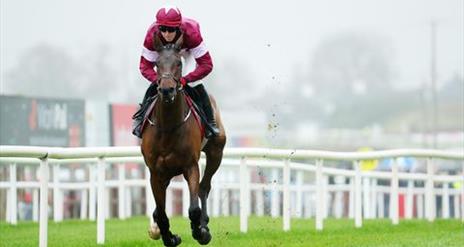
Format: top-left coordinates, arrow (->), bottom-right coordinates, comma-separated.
140,94 -> 206,138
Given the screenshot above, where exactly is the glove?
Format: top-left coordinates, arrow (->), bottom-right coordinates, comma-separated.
180,77 -> 187,86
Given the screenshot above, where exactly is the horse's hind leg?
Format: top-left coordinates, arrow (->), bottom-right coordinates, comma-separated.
184,164 -> 211,245
199,138 -> 226,231
150,173 -> 181,246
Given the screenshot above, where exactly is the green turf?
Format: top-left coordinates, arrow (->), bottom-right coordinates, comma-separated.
0,217 -> 463,247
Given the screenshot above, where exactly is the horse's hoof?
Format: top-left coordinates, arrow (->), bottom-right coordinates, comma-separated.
193,227 -> 211,245
162,234 -> 182,246
148,223 -> 161,240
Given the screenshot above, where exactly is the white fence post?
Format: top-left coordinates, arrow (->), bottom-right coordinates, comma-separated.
333,176 -> 344,219
255,188 -> 264,216
425,158 -> 436,222
33,189 -> 39,222
348,177 -> 354,219
371,179 -> 378,218
126,187 -> 133,218
458,162 -> 464,222
405,180 -> 414,219
53,164 -> 63,222
81,189 -> 88,220
315,159 -> 324,231
453,194 -> 460,219
390,158 -> 399,225
247,187 -> 252,216
295,171 -> 304,218
118,163 -> 126,219
9,163 -> 17,225
461,162 -> 464,222
442,182 -> 450,219
417,194 -> 424,219
378,192 -> 385,218
239,157 -> 249,233
97,158 -> 106,244
105,180 -> 110,219
371,178 -> 379,219
6,189 -> 10,223
283,159 -> 291,231
322,175 -> 329,219
39,158 -> 49,247
271,168 -> 279,218
354,160 -> 362,228
363,177 -> 371,219
89,164 -> 97,221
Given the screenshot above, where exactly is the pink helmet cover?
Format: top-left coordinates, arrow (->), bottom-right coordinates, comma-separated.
156,6 -> 182,27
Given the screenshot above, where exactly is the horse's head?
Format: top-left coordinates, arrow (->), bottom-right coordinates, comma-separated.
155,35 -> 183,103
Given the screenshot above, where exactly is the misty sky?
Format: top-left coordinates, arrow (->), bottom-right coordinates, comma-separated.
1,0 -> 463,98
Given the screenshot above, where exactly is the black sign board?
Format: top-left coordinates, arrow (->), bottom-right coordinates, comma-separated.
0,95 -> 85,146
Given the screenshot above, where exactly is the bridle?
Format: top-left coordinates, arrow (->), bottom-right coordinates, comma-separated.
149,48 -> 190,133
156,46 -> 183,90
157,72 -> 183,91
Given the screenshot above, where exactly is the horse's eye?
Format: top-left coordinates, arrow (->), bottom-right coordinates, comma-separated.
177,61 -> 182,67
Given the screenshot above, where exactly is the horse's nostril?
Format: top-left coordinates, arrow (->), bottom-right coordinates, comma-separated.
160,88 -> 167,96
160,87 -> 175,97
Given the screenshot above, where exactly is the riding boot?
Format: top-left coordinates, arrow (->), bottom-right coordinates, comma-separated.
132,83 -> 158,138
194,85 -> 220,138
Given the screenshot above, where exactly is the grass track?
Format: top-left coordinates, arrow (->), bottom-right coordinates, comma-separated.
1,217 -> 463,247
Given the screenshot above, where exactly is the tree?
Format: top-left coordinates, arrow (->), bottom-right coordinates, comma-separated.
3,44 -> 84,98
309,32 -> 395,98
3,43 -> 124,101
206,58 -> 257,110
78,44 -> 120,100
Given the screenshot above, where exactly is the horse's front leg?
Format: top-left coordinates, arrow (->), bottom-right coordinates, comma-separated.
184,164 -> 211,245
150,173 -> 181,247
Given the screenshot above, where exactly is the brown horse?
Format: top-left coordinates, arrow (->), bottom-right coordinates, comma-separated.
141,35 -> 226,246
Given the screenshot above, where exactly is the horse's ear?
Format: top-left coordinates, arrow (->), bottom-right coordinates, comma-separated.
153,33 -> 163,52
174,33 -> 183,51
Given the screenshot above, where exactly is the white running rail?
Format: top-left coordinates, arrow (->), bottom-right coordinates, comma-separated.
0,146 -> 463,247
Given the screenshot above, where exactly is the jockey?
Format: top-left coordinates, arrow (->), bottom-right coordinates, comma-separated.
132,6 -> 220,139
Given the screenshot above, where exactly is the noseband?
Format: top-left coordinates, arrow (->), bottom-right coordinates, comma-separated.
158,73 -> 183,90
